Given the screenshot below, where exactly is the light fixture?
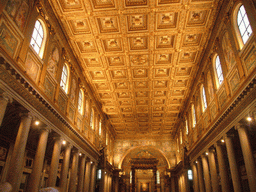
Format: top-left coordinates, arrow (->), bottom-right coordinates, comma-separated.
91,161 -> 93,164
79,153 -> 82,156
205,152 -> 208,155
195,161 -> 198,164
105,172 -> 106,174
247,116 -> 252,122
221,139 -> 225,143
62,140 -> 66,145
35,121 -> 40,125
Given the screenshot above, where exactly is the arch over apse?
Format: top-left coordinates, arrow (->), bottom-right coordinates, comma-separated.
119,146 -> 171,169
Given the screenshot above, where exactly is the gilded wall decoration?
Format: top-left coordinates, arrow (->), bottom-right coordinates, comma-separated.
218,88 -> 227,108
0,20 -> 19,57
5,0 -> 29,32
44,77 -> 55,100
207,71 -> 214,102
5,0 -> 21,19
70,78 -> 77,104
24,52 -> 40,82
69,106 -> 75,120
222,31 -> 236,70
58,93 -> 67,113
244,44 -> 256,72
77,118 -> 82,130
229,69 -> 240,93
47,46 -> 60,78
210,102 -> 217,120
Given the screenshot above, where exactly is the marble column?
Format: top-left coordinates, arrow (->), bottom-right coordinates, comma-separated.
208,148 -> 219,192
197,158 -> 206,192
237,124 -> 256,191
202,155 -> 212,192
192,163 -> 199,192
0,93 -> 12,126
131,167 -> 135,192
84,160 -> 92,192
69,149 -> 79,192
153,168 -> 157,192
60,143 -> 72,192
170,176 -> 176,192
77,155 -> 86,192
113,170 -> 119,192
225,134 -> 242,192
6,112 -> 33,192
216,142 -> 231,192
90,162 -> 97,192
184,170 -> 190,192
47,136 -> 62,187
27,127 -> 50,192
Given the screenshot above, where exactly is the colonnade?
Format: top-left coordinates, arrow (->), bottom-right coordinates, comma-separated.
191,124 -> 256,192
0,93 -> 97,192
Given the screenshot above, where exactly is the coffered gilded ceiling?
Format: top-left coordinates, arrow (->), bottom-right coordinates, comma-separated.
49,0 -> 221,138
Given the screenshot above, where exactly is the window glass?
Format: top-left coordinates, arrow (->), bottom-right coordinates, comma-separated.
30,20 -> 44,55
60,64 -> 68,92
180,130 -> 182,144
188,170 -> 193,180
192,105 -> 196,127
99,120 -> 102,136
78,90 -> 83,114
90,109 -> 94,129
157,170 -> 160,184
202,86 -> 207,111
215,56 -> 224,86
237,5 -> 252,44
185,120 -> 188,135
97,170 -> 101,179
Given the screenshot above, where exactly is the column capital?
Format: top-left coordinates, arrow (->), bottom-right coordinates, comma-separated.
80,153 -> 86,158
52,133 -> 62,142
215,140 -> 225,147
236,123 -> 246,130
40,126 -> 51,133
71,147 -> 79,154
0,92 -> 13,103
201,153 -> 208,159
225,132 -> 235,138
19,111 -> 34,119
65,142 -> 73,149
208,147 -> 216,153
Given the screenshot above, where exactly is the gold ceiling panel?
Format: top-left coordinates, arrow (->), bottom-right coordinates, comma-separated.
49,0 -> 221,138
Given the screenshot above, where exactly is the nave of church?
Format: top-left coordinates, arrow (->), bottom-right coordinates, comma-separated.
0,0 -> 255,191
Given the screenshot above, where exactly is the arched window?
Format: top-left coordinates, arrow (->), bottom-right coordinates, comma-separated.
180,129 -> 183,144
78,89 -> 84,114
185,119 -> 188,135
192,104 -> 196,128
215,55 -> 224,87
236,5 -> 252,45
30,19 -> 46,58
99,119 -> 102,136
201,85 -> 207,112
177,138 -> 179,152
106,133 -> 109,145
156,170 -> 160,184
90,109 -> 94,129
60,64 -> 69,93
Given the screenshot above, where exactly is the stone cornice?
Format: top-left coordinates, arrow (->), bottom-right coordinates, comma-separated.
0,54 -> 100,160
187,75 -> 256,161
